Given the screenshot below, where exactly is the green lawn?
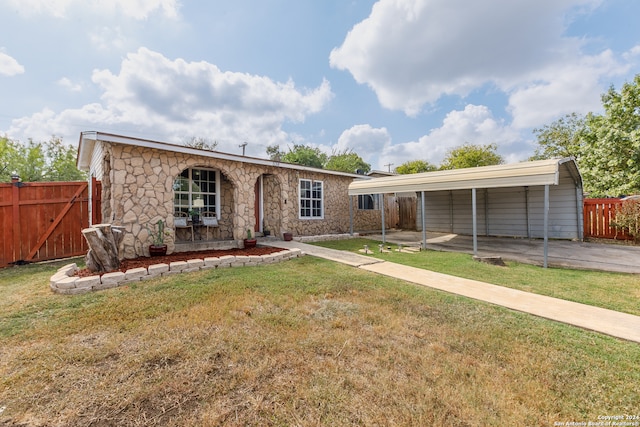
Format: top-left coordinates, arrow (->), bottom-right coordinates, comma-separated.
311,238 -> 640,316
1,255 -> 639,426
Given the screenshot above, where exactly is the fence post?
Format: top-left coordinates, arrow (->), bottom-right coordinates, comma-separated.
11,175 -> 21,261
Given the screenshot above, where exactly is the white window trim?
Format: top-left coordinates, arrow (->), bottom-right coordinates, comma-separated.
358,194 -> 380,210
174,167 -> 221,219
298,178 -> 324,220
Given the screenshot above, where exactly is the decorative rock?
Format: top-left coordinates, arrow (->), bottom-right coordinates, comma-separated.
50,271 -> 70,286
76,276 -> 100,291
49,249 -> 303,294
203,257 -> 221,268
56,276 -> 78,290
125,267 -> 148,281
58,263 -> 78,274
169,261 -> 188,272
231,255 -> 249,267
148,263 -> 169,277
184,259 -> 204,272
217,255 -> 235,268
101,271 -> 126,287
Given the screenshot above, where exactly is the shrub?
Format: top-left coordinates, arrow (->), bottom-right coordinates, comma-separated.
612,198 -> 640,241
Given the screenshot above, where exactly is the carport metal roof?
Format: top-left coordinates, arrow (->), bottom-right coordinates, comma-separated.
348,157 -> 581,195
348,158 -> 582,268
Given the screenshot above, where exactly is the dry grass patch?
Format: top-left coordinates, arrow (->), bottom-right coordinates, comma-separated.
1,257 -> 639,426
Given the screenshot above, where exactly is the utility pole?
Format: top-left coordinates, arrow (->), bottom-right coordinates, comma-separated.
384,163 -> 394,173
239,142 -> 248,156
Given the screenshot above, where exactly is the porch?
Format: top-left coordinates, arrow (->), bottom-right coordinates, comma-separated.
173,233 -> 273,253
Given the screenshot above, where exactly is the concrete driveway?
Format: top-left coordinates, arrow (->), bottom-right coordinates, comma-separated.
362,230 -> 640,274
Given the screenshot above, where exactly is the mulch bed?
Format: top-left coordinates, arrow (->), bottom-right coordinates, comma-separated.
76,246 -> 286,277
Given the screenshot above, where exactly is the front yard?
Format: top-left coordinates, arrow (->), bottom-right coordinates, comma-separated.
312,238 -> 640,316
1,254 -> 638,426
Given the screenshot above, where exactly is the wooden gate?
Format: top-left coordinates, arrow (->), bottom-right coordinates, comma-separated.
397,196 -> 417,230
583,198 -> 632,240
0,178 -> 102,268
383,195 -> 399,229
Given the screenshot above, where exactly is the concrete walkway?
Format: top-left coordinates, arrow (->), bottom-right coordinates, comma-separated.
266,239 -> 640,343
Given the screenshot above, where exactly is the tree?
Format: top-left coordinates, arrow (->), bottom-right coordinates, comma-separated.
0,136 -> 20,181
530,113 -> 585,161
578,74 -> 640,196
440,143 -> 503,170
325,150 -> 371,174
0,136 -> 86,182
612,198 -> 640,242
395,159 -> 437,174
44,137 -> 87,181
16,139 -> 46,182
266,144 -> 284,161
273,144 -> 328,168
183,136 -> 218,151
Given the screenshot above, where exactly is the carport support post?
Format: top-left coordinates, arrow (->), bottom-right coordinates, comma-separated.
349,195 -> 353,236
472,188 -> 478,256
381,193 -> 386,244
421,191 -> 427,250
544,184 -> 549,268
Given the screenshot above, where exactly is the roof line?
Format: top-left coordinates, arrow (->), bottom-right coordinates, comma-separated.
77,131 -> 370,179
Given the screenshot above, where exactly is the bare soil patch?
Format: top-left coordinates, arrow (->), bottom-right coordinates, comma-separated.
76,246 -> 285,277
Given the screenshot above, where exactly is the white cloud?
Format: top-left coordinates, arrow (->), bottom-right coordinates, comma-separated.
90,26 -> 127,51
0,51 -> 25,76
330,0 -> 613,128
5,0 -> 179,19
380,105 -> 520,168
57,77 -> 83,92
7,48 -> 334,154
507,49 -> 626,129
623,44 -> 640,61
335,124 -> 390,156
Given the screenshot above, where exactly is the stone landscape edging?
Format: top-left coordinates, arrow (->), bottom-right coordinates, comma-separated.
49,248 -> 304,295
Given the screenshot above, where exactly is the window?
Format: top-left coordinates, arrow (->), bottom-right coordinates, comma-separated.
358,194 -> 379,210
299,179 -> 323,219
173,168 -> 219,216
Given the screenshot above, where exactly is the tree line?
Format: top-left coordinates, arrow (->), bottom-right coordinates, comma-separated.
0,136 -> 87,182
531,74 -> 640,197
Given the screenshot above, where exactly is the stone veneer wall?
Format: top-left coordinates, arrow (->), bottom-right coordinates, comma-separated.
351,200 -> 382,232
262,174 -> 282,237
280,171 -> 382,237
99,141 -> 380,259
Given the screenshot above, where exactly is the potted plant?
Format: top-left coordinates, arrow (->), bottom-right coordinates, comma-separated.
189,209 -> 200,225
147,219 -> 168,256
243,228 -> 257,249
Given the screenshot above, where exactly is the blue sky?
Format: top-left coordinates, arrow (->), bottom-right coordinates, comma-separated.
1,0 -> 639,170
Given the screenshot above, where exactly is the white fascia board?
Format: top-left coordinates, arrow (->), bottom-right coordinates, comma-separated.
348,158 -> 574,195
77,131 -> 372,180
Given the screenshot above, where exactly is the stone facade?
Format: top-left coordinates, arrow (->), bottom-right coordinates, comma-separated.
97,140 -> 381,259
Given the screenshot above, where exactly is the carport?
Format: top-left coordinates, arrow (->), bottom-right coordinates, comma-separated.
348,158 -> 583,268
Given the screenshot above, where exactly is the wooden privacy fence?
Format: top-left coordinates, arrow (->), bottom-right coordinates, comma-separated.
583,198 -> 632,240
0,178 -> 101,268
